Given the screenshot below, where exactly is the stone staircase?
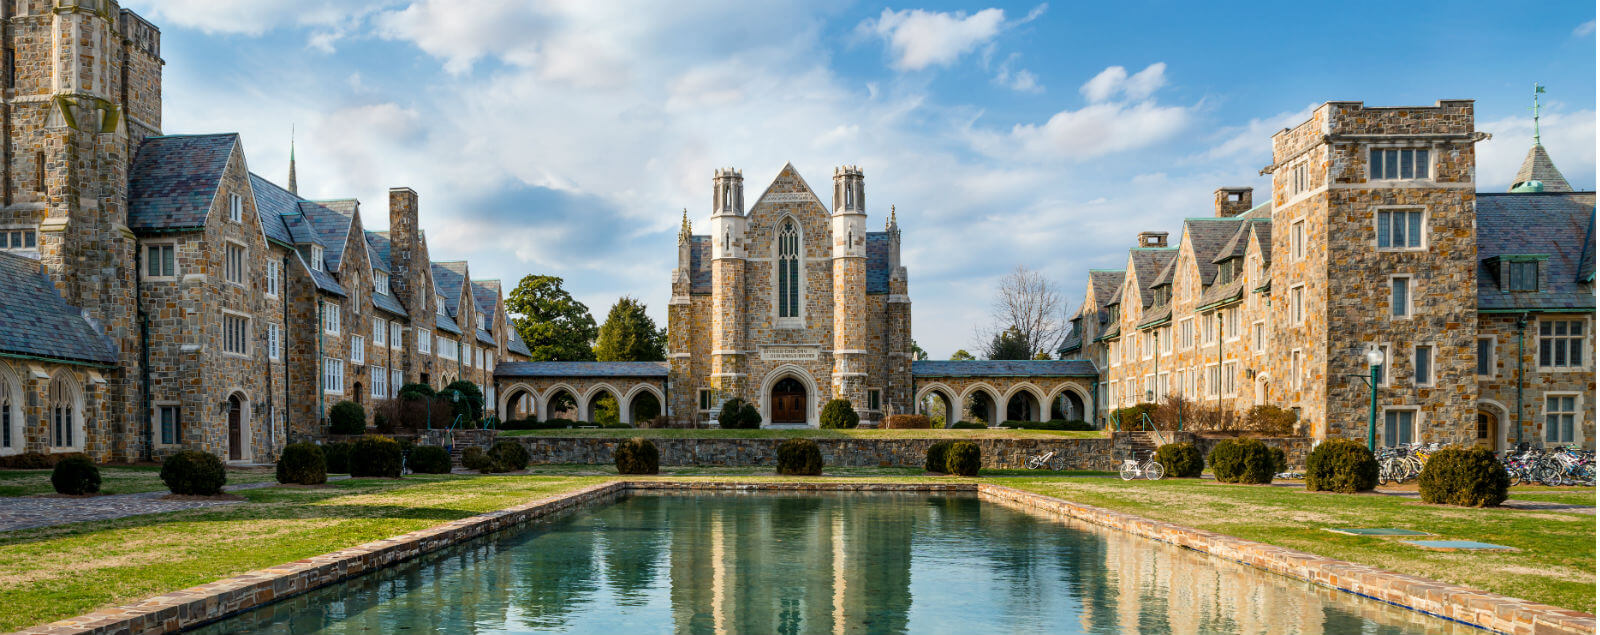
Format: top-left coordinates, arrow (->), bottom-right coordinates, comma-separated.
1124,430 -> 1160,460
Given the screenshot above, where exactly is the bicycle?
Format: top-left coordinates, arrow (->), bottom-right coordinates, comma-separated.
1026,450 -> 1066,471
1120,451 -> 1165,481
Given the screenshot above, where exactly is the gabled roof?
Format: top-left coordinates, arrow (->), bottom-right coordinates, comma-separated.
365,232 -> 393,274
1088,270 -> 1124,309
128,134 -> 239,232
865,232 -> 891,294
1476,192 -> 1595,312
431,261 -> 468,316
1149,256 -> 1176,288
1211,219 -> 1268,264
470,280 -> 500,319
280,214 -> 322,246
248,173 -> 299,246
434,311 -> 461,335
688,236 -> 712,294
298,201 -> 355,272
0,252 -> 118,365
911,360 -> 1098,378
1181,218 -> 1242,285
1137,304 -> 1172,329
1196,276 -> 1246,311
1510,144 -> 1574,193
1251,223 -> 1274,266
495,361 -> 669,378
507,327 -> 532,357
1127,248 -> 1178,308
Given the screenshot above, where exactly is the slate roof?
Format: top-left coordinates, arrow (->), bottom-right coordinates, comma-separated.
248,173 -> 298,246
308,266 -> 346,297
280,214 -> 322,246
1196,277 -> 1246,310
1137,304 -> 1172,329
431,262 -> 468,316
1211,219 -> 1268,264
470,280 -> 499,320
128,134 -> 238,232
688,236 -> 712,294
1182,218 -> 1242,285
865,231 -> 890,294
372,290 -> 407,317
476,329 -> 496,345
0,252 -> 118,365
1059,329 -> 1082,353
434,312 -> 461,335
1510,144 -> 1574,192
298,201 -> 354,272
364,232 -> 392,274
495,361 -> 670,378
1127,248 -> 1178,308
1252,223 -> 1273,266
1149,256 -> 1176,288
1476,192 -> 1595,311
507,328 -> 532,357
1089,270 -> 1125,310
911,360 -> 1099,378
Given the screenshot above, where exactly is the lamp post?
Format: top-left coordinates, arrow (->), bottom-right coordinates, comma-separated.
1362,347 -> 1384,451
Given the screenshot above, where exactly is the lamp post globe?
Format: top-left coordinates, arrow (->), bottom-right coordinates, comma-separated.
1363,347 -> 1383,451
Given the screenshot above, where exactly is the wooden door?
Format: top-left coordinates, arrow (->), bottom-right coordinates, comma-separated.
771,378 -> 806,423
228,397 -> 242,460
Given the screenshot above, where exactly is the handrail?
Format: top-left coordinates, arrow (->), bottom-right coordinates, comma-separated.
1140,413 -> 1168,446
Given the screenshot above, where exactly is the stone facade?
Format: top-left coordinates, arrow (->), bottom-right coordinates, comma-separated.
1065,100 -> 1594,450
667,164 -> 911,427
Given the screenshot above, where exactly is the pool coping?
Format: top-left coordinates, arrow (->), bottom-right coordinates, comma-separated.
10,480 -> 1593,635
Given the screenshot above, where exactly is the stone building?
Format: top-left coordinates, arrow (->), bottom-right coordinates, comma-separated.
0,1 -> 529,463
1063,100 -> 1594,450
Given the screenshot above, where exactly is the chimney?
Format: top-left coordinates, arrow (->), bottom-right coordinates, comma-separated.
1137,231 -> 1168,248
388,187 -> 421,309
1214,187 -> 1253,217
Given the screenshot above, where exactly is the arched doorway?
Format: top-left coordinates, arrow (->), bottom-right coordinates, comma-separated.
626,389 -> 662,425
228,395 -> 244,461
916,386 -> 956,428
586,388 -> 621,425
1476,409 -> 1499,451
963,388 -> 998,425
1049,389 -> 1086,422
1005,390 -> 1041,422
771,377 -> 807,424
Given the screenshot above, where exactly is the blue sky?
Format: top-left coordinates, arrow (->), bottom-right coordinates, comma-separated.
124,1 -> 1596,357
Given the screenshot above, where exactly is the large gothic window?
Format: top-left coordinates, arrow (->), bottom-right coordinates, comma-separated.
0,372 -> 12,451
49,373 -> 79,449
778,221 -> 800,318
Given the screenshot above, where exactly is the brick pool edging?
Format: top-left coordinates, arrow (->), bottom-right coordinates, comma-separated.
976,484 -> 1596,635
13,479 -> 1593,635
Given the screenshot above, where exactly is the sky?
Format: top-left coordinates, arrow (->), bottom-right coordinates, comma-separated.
123,0 -> 1597,358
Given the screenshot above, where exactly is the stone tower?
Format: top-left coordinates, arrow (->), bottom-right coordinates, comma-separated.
883,206 -> 913,414
1,0 -> 163,459
709,168 -> 747,397
831,166 -> 867,404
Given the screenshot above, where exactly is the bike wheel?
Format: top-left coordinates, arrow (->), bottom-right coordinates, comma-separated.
1026,457 -> 1043,470
1145,461 -> 1165,481
1120,463 -> 1139,481
1507,468 -> 1521,487
1049,457 -> 1067,472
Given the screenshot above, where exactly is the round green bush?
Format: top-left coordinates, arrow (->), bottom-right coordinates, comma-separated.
716,398 -> 762,429
1418,446 -> 1509,507
486,440 -> 530,473
945,441 -> 981,476
948,421 -> 987,429
615,438 -> 660,475
160,450 -> 227,495
275,442 -> 327,485
397,382 -> 436,400
776,438 -> 823,475
1154,442 -> 1204,478
819,399 -> 859,429
461,446 -> 491,471
51,455 -> 101,495
1206,438 -> 1274,484
1304,439 -> 1378,493
322,441 -> 352,474
328,401 -> 367,435
408,445 -> 452,474
1269,446 -> 1288,474
924,440 -> 954,473
348,435 -> 403,478
443,380 -> 485,421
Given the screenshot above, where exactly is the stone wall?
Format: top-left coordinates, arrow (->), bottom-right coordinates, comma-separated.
512,435 -> 1146,471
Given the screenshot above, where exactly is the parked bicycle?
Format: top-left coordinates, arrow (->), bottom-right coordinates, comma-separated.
1025,450 -> 1066,471
1502,444 -> 1594,487
1119,451 -> 1165,481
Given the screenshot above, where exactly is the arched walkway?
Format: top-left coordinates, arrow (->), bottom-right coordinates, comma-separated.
759,365 -> 819,427
622,384 -> 665,424
0,362 -> 21,456
915,383 -> 958,428
541,384 -> 580,422
500,383 -> 538,420
960,384 -> 1000,425
1048,385 -> 1089,422
1003,384 -> 1044,422
582,384 -> 622,424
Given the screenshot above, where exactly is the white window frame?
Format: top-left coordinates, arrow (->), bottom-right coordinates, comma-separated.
1251,321 -> 1265,355
1413,344 -> 1436,387
374,272 -> 390,295
1381,406 -> 1421,447
1286,160 -> 1310,198
1291,219 -> 1306,261
373,317 -> 386,346
322,302 -> 341,335
265,259 -> 280,297
371,365 -> 387,399
1374,207 -> 1427,251
1375,343 -> 1392,387
153,402 -> 182,447
1221,361 -> 1237,397
390,322 -> 403,350
1542,392 -> 1583,446
391,369 -> 403,397
310,245 -> 324,272
1223,307 -> 1240,342
1388,275 -> 1413,319
221,311 -> 250,357
1476,335 -> 1496,378
1178,318 -> 1194,351
224,240 -> 247,287
0,226 -> 38,250
418,328 -> 432,354
228,193 -> 243,223
323,357 -> 345,394
1537,317 -> 1588,370
1368,147 -> 1432,183
143,242 -> 178,280
1290,349 -> 1304,390
1289,285 -> 1305,325
267,323 -> 281,361
351,335 -> 365,364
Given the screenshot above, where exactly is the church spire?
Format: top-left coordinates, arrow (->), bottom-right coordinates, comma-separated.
679,208 -> 691,242
1509,84 -> 1573,193
1531,83 -> 1544,145
287,125 -> 298,196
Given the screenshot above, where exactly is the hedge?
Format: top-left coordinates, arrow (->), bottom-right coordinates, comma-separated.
461,446 -> 491,471
160,450 -> 227,495
322,441 -> 352,474
348,435 -> 403,478
819,399 -> 859,429
1003,419 -> 1095,431
945,441 -> 981,476
1154,442 -> 1204,478
924,440 -> 954,473
485,440 -> 530,473
408,445 -> 453,474
51,456 -> 101,495
883,414 -> 931,429
328,400 -> 367,435
1207,438 -> 1274,484
717,398 -> 762,429
615,438 -> 660,475
948,421 -> 987,429
275,442 -> 327,485
1303,439 -> 1378,493
1418,446 -> 1509,507
776,438 -> 823,475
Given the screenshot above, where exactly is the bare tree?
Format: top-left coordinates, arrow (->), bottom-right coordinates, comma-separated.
980,265 -> 1072,358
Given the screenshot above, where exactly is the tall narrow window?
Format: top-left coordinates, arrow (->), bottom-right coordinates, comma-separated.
777,220 -> 799,318
1414,345 -> 1433,386
158,405 -> 181,445
49,375 -> 74,448
1390,277 -> 1411,317
0,381 -> 11,449
265,260 -> 279,296
225,243 -> 245,284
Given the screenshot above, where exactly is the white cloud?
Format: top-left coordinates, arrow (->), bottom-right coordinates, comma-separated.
993,53 -> 1043,93
970,100 -> 1192,160
861,7 -> 1008,71
1575,20 -> 1595,37
124,0 -> 381,39
1477,108 -> 1596,190
1080,62 -> 1167,102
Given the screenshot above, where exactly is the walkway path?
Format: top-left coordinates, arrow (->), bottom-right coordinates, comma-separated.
0,477 -> 349,532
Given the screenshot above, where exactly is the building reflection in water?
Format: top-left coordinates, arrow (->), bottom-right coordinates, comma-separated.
189,492 -> 1474,635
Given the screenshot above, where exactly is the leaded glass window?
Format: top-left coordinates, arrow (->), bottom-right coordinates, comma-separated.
778,221 -> 800,318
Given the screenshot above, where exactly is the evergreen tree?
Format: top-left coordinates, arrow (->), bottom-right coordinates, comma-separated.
593,297 -> 667,361
505,275 -> 597,361
983,327 -> 1031,360
950,349 -> 976,361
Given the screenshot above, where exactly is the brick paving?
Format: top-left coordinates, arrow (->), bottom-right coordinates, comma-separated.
0,477 -> 349,533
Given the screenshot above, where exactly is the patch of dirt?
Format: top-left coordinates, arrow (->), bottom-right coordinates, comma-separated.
159,493 -> 246,502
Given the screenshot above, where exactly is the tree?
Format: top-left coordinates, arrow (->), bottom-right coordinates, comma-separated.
983,327 -> 1031,360
950,349 -> 976,361
506,275 -> 597,361
593,296 -> 666,361
910,340 -> 930,361
980,265 -> 1071,358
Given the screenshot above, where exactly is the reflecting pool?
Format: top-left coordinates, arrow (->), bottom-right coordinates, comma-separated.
194,493 -> 1473,634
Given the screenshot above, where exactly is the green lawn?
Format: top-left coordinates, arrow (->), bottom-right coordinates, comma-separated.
500,427 -> 1105,439
1003,478 -> 1596,613
519,463 -> 1115,478
0,466 -> 279,497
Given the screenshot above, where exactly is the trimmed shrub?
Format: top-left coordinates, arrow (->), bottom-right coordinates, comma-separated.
1303,439 -> 1378,493
1207,438 -> 1275,484
1418,446 -> 1509,507
1244,405 -> 1299,436
1154,442 -> 1204,478
275,442 -> 327,485
348,435 -> 404,478
599,421 -> 633,429
443,380 -> 485,421
948,421 -> 987,429
776,438 -> 823,475
615,438 -> 660,475
461,446 -> 492,471
945,441 -> 981,476
819,399 -> 859,429
883,414 -> 931,429
925,441 -> 954,473
328,400 -> 367,435
51,455 -> 101,495
1112,402 -> 1159,429
323,441 -> 352,474
1269,446 -> 1289,474
486,440 -> 530,473
408,445 -> 453,474
717,398 -> 762,429
1004,420 -> 1096,431
0,451 -> 63,469
160,450 -> 227,495
397,382 -> 436,400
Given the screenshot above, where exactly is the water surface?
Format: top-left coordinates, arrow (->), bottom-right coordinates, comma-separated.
195,492 -> 1472,634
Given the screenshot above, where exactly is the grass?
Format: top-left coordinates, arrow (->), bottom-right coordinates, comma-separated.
0,466 -> 279,497
519,463 -> 1116,478
1002,478 -> 1596,613
499,427 -> 1105,439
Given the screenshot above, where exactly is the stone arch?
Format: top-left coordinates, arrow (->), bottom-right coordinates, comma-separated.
540,383 -> 580,422
225,390 -> 251,461
759,365 -> 820,427
622,384 -> 666,424
914,382 -> 959,427
959,383 -> 1001,425
47,370 -> 85,452
1047,383 -> 1092,422
581,383 -> 623,424
0,362 -> 21,455
500,382 -> 538,421
1002,383 -> 1047,422
1255,373 -> 1271,405
1477,399 -> 1510,453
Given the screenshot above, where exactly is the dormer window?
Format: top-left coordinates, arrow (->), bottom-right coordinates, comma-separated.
1152,285 -> 1170,307
310,245 -> 324,272
436,294 -> 447,317
375,272 -> 390,295
1509,261 -> 1539,292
